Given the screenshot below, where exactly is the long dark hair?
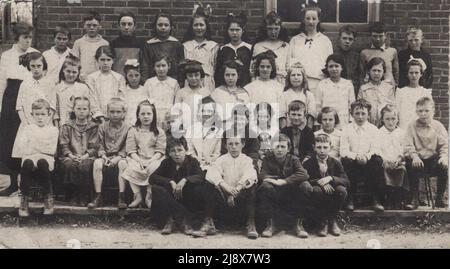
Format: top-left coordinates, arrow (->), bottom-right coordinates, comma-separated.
253,51 -> 277,79
135,100 -> 159,136
182,7 -> 212,43
152,10 -> 174,38
254,11 -> 289,43
222,60 -> 244,87
223,12 -> 250,44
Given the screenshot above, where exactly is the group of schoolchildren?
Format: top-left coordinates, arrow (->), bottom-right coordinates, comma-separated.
0,3 -> 447,240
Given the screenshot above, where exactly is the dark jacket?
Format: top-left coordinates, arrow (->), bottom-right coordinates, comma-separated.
149,155 -> 204,189
110,34 -> 144,76
280,126 -> 315,162
214,44 -> 252,87
259,153 -> 309,185
302,155 -> 350,188
59,119 -> 99,158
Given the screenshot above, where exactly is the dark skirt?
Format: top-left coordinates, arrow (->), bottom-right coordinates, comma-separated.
61,157 -> 94,187
0,79 -> 22,173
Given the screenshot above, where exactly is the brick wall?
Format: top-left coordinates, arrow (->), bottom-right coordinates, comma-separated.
33,0 -> 449,126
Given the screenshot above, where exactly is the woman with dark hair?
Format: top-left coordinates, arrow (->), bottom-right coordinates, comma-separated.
183,4 -> 219,93
0,22 -> 39,194
251,11 -> 290,84
288,5 -> 333,100
140,11 -> 185,83
214,12 -> 252,88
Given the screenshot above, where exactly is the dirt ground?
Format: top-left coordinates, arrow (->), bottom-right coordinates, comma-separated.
0,225 -> 449,249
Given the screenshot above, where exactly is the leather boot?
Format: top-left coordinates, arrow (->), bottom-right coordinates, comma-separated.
295,218 -> 309,238
246,218 -> 258,239
128,192 -> 142,208
161,217 -> 174,235
182,218 -> 193,236
371,196 -> 385,212
43,194 -> 54,215
328,217 -> 341,236
19,195 -> 30,217
317,221 -> 328,237
87,193 -> 102,209
192,217 -> 216,238
117,192 -> 127,209
405,191 -> 419,210
344,195 -> 354,211
261,218 -> 274,238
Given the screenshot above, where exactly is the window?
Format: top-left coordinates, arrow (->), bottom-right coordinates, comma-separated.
266,0 -> 380,29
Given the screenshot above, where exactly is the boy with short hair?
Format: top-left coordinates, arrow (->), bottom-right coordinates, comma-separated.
17,99 -> 59,217
42,23 -> 72,84
257,134 -> 310,238
149,136 -> 205,235
194,137 -> 259,239
340,99 -> 385,212
303,134 -> 349,237
359,22 -> 399,87
280,100 -> 315,163
404,97 -> 448,209
398,27 -> 433,89
88,97 -> 129,209
72,11 -> 109,80
110,12 -> 143,76
335,25 -> 360,95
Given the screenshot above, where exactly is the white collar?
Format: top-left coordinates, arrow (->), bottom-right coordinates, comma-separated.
147,36 -> 179,44
222,42 -> 252,52
352,121 -> 369,131
370,44 -> 387,51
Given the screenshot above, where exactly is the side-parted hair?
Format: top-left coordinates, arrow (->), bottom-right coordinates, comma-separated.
166,136 -> 189,154
12,22 -> 33,42
350,98 -> 372,114
285,62 -> 309,93
83,11 -> 102,23
59,54 -> 81,82
25,52 -> 48,71
273,133 -> 292,149
107,97 -> 127,112
416,96 -> 435,108
254,11 -> 289,43
31,98 -> 52,112
317,106 -> 340,126
366,57 -> 386,81
322,54 -> 347,79
118,11 -> 136,25
339,25 -> 357,38
288,100 -> 307,114
369,22 -> 386,34
95,45 -> 115,60
53,23 -> 72,40
135,100 -> 159,136
253,51 -> 277,79
314,133 -> 331,145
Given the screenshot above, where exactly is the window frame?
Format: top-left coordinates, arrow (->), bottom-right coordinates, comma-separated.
265,0 -> 381,32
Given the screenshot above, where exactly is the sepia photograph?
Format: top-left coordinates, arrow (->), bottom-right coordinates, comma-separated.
0,0 -> 448,253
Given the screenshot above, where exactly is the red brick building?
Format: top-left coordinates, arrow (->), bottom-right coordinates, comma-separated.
5,0 -> 450,125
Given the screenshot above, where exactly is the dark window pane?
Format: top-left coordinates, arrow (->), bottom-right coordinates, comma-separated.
277,0 -> 337,23
317,0 -> 337,23
277,0 -> 305,22
339,0 -> 368,23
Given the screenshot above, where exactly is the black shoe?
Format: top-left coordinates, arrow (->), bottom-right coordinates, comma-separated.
317,222 -> 328,237
246,220 -> 258,239
87,193 -> 102,209
117,192 -> 127,209
161,217 -> 174,235
328,218 -> 341,236
371,198 -> 385,212
435,197 -> 448,208
295,218 -> 309,238
261,219 -> 273,238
